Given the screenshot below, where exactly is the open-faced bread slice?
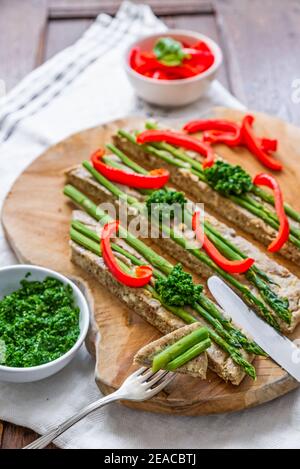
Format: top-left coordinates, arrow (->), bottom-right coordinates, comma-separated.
134,323 -> 208,378
70,210 -> 254,386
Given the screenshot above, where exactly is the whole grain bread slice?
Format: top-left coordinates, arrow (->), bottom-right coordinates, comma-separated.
70,210 -> 253,385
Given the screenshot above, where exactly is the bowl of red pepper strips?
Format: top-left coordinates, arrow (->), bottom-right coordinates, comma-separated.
125,30 -> 223,107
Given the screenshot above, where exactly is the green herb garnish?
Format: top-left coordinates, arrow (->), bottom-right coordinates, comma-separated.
0,276 -> 80,368
155,264 -> 202,307
146,189 -> 187,220
153,37 -> 187,66
204,161 -> 253,196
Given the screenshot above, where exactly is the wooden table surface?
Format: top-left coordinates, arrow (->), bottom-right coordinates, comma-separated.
1,0 -> 299,449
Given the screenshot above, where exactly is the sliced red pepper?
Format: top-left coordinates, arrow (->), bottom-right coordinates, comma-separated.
194,41 -> 212,52
129,47 -> 139,69
129,39 -> 214,81
101,221 -> 153,287
136,130 -> 215,169
184,119 -> 242,147
129,47 -> 148,71
253,174 -> 289,252
183,48 -> 214,70
183,119 -> 241,135
202,129 -> 241,146
203,132 -> 278,152
135,61 -> 199,79
192,211 -> 254,274
241,115 -> 282,171
91,149 -> 169,189
259,137 -> 278,153
152,70 -> 169,80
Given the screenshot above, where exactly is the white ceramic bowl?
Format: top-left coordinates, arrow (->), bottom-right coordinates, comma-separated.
124,29 -> 223,107
0,265 -> 90,383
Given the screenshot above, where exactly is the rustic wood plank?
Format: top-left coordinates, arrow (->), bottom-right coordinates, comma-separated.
0,421 -> 4,447
1,421 -> 56,449
163,14 -> 230,89
48,0 -> 214,18
45,19 -> 92,61
0,0 -> 48,91
215,0 -> 300,122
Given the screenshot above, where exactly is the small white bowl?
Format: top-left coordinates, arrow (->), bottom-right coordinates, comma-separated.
124,29 -> 223,107
0,265 -> 90,383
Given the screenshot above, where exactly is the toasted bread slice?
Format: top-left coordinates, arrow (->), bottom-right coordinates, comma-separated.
70,210 -> 254,385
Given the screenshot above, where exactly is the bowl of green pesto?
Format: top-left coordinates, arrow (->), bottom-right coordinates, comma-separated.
0,265 -> 90,382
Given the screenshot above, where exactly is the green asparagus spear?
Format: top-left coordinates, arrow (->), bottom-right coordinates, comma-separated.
65,185 -> 172,274
252,185 -> 300,224
203,226 -> 291,324
208,329 -> 256,380
165,338 -> 211,371
151,326 -> 209,372
106,143 -> 148,174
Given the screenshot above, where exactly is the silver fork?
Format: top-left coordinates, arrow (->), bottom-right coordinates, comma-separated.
23,367 -> 174,449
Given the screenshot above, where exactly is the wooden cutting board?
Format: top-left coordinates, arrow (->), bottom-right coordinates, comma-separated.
3,108 -> 300,416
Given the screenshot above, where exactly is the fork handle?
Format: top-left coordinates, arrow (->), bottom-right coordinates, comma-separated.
23,391 -> 122,449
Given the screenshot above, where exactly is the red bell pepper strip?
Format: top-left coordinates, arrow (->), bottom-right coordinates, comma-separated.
184,118 -> 279,152
91,149 -> 169,189
259,137 -> 278,153
203,131 -> 278,152
152,70 -> 169,80
101,221 -> 153,287
183,119 -> 241,135
241,115 -> 282,171
136,130 -> 215,169
135,61 -> 198,79
192,211 -> 254,274
129,39 -> 214,81
193,40 -> 213,53
253,174 -> 289,252
202,129 -> 241,146
129,47 -> 139,69
183,119 -> 241,147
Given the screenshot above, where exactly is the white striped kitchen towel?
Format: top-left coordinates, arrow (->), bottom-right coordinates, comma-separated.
0,1 -> 164,143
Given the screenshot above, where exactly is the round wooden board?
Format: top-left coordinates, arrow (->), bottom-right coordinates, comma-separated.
3,108 -> 300,416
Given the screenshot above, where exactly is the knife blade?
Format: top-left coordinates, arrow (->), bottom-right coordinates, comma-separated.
207,275 -> 300,382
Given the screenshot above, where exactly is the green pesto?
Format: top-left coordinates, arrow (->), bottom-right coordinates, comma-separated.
0,275 -> 80,368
